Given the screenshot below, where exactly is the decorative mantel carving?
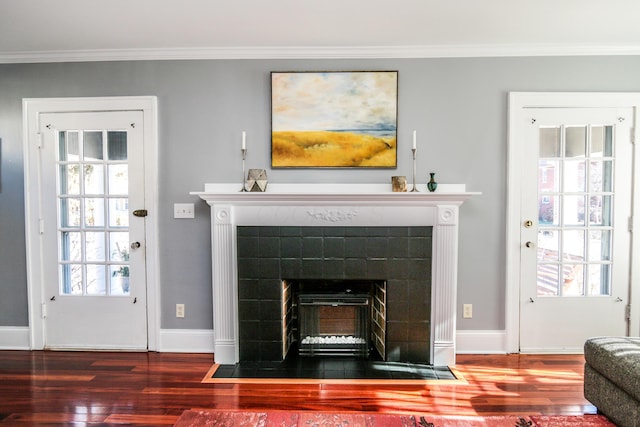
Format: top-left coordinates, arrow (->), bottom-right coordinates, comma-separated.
306,208 -> 359,222
192,183 -> 480,366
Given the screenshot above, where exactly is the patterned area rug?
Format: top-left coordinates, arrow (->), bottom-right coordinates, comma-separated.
174,410 -> 615,426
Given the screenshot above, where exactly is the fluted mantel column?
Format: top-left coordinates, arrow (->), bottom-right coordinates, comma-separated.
193,183 -> 480,366
432,205 -> 459,366
210,205 -> 238,363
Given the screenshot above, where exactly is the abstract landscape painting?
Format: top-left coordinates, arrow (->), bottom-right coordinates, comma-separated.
271,71 -> 398,168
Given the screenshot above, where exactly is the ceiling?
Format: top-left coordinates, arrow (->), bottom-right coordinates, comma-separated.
2,0 -> 640,63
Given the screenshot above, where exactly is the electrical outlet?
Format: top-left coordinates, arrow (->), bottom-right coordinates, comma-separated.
463,304 -> 473,319
176,303 -> 185,318
174,203 -> 195,219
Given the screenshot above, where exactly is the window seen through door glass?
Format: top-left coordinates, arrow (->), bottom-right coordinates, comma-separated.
536,125 -> 614,297
57,130 -> 130,296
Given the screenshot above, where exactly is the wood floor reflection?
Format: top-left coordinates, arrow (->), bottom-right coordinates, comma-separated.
0,351 -> 595,425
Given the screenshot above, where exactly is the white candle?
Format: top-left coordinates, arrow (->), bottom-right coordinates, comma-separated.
412,130 -> 417,149
242,131 -> 246,150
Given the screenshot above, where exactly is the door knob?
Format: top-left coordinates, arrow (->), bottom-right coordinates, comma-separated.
525,241 -> 535,248
130,241 -> 141,249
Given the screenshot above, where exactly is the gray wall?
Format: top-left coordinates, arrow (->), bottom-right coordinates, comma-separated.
2,56 -> 640,333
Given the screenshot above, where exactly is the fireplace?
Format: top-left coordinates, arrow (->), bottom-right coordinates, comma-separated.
193,183 -> 479,366
237,226 -> 430,363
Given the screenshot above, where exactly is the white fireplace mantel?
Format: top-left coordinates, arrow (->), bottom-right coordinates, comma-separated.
192,183 -> 480,366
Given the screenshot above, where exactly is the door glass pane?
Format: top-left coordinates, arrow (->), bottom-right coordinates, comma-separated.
539,127 -> 560,157
538,195 -> 559,225
565,127 -> 586,158
60,198 -> 81,227
85,198 -> 105,227
591,126 -> 604,157
57,129 -> 130,296
589,160 -> 604,192
589,195 -> 612,226
109,232 -> 129,261
537,263 -> 559,296
538,160 -> 559,192
59,131 -> 80,162
61,264 -> 83,295
563,160 -> 585,192
86,264 -> 106,295
537,230 -> 559,261
108,165 -> 128,195
589,230 -> 612,261
60,231 -> 82,262
110,266 -> 130,295
591,125 -> 614,157
562,264 -> 585,296
84,164 -> 105,195
109,198 -> 129,227
83,131 -> 103,160
85,232 -> 105,262
589,160 -> 614,192
108,131 -> 128,160
563,195 -> 585,225
588,264 -> 611,296
563,230 -> 585,261
59,165 -> 80,195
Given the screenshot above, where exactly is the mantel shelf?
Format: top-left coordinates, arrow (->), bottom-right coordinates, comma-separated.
191,183 -> 481,205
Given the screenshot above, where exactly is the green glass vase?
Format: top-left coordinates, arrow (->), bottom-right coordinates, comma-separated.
427,172 -> 438,192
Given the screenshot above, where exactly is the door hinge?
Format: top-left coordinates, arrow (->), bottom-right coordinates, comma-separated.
41,302 -> 47,319
39,218 -> 45,234
630,216 -> 634,233
631,128 -> 636,144
626,304 -> 631,321
36,132 -> 43,149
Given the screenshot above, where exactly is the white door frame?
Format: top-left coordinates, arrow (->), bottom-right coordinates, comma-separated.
506,92 -> 640,353
23,96 -> 159,351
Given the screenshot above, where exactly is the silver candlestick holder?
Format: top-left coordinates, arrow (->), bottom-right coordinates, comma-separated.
240,148 -> 248,192
410,148 -> 419,192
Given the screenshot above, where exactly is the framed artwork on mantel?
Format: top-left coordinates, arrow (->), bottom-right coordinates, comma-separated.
271,71 -> 398,168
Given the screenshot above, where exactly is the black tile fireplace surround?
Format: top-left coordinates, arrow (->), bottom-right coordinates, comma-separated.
237,226 -> 432,363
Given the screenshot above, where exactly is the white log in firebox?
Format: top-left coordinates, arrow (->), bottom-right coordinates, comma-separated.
192,183 -> 479,366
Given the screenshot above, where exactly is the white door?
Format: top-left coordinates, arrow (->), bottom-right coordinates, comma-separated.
519,107 -> 633,352
39,111 -> 148,350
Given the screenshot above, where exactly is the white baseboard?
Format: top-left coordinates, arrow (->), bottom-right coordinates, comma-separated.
0,326 -> 31,350
456,330 -> 507,354
158,329 -> 215,353
0,327 -> 506,355
0,327 -> 215,353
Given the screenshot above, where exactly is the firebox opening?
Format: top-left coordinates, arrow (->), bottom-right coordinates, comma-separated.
282,279 -> 386,361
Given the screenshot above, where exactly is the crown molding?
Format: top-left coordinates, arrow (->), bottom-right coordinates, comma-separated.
2,44 -> 640,64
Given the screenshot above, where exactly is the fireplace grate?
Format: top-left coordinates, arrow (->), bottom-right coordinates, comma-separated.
298,293 -> 370,357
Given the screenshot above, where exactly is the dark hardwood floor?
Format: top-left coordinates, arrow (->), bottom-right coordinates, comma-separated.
0,351 -> 595,425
